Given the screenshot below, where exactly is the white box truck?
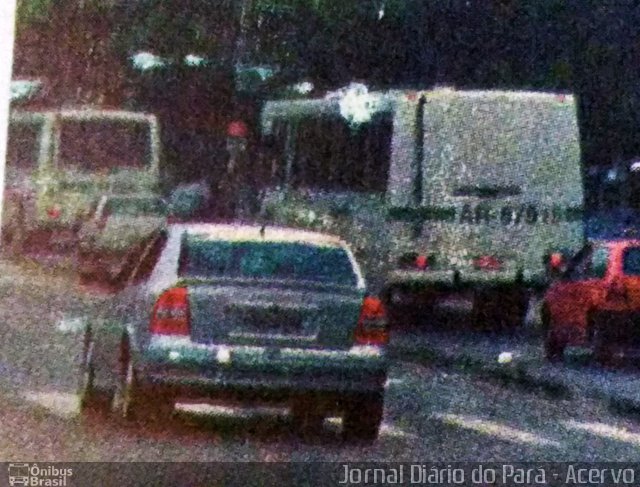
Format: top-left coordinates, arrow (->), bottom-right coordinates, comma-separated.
260,88 -> 585,329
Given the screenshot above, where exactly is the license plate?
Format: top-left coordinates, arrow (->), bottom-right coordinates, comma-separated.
231,306 -> 303,335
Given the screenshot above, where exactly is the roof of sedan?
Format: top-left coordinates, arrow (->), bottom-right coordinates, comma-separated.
169,223 -> 346,247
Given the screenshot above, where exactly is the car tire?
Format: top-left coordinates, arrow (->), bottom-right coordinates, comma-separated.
342,392 -> 384,443
472,291 -> 499,332
540,304 -> 551,337
506,288 -> 529,331
544,331 -> 566,362
112,338 -> 174,424
78,330 -> 100,414
291,396 -> 325,439
473,289 -> 527,333
594,343 -> 616,368
592,327 -> 622,369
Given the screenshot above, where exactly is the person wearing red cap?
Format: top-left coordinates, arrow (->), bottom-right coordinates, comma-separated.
215,118 -> 252,219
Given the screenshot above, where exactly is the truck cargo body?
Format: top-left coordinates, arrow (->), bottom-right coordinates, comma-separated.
260,88 -> 585,328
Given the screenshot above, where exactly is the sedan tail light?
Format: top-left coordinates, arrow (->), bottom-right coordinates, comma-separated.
150,287 -> 190,336
355,296 -> 389,346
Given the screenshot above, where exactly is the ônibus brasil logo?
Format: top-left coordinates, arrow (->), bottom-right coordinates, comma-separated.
7,464 -> 72,486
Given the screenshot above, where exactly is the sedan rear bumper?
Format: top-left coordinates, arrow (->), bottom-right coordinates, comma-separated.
138,365 -> 387,400
135,338 -> 388,400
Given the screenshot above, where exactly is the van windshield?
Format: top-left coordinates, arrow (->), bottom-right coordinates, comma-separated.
58,119 -> 151,172
269,114 -> 392,193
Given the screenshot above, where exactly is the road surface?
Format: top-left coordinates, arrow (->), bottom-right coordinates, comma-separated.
0,258 -> 639,483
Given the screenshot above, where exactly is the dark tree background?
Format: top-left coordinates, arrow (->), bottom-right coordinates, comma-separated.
11,0 -> 640,176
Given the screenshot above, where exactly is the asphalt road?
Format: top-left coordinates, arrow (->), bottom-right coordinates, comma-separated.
1,258 -> 640,484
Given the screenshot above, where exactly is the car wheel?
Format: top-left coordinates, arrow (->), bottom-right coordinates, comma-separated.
592,328 -> 622,368
472,291 -> 498,331
594,343 -> 616,367
544,332 -> 566,362
474,289 -> 527,332
291,396 -> 325,439
540,304 -> 551,336
342,392 -> 384,443
112,339 -> 174,424
505,288 -> 529,331
78,330 -> 100,414
111,341 -> 135,421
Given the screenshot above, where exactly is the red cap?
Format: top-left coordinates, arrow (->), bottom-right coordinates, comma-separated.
550,252 -> 563,269
227,120 -> 249,138
415,255 -> 428,270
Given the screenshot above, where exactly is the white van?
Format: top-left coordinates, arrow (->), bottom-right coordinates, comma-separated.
3,109 -> 162,251
260,88 -> 584,329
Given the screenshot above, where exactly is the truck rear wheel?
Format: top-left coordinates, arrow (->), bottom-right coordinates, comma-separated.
590,316 -> 623,368
384,286 -> 434,329
544,332 -> 566,362
472,288 -> 527,332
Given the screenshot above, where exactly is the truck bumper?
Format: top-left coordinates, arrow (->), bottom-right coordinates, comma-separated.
386,269 -> 531,291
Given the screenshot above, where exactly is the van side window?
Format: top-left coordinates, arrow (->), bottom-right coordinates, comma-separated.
283,116 -> 392,193
58,120 -> 150,171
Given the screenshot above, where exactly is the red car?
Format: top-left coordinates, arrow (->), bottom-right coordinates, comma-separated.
542,239 -> 640,364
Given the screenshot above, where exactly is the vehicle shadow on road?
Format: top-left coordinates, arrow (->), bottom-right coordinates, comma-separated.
79,397 -> 349,447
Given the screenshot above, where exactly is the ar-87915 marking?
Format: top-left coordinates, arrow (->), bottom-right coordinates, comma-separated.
389,204 -> 583,225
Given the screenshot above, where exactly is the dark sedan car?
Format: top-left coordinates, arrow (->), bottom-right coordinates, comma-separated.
79,223 -> 389,441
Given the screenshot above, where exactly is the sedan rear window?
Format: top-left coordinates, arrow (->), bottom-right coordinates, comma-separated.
623,247 -> 640,276
179,237 -> 357,286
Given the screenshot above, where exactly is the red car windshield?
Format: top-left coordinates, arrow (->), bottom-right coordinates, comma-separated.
564,244 -> 609,280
